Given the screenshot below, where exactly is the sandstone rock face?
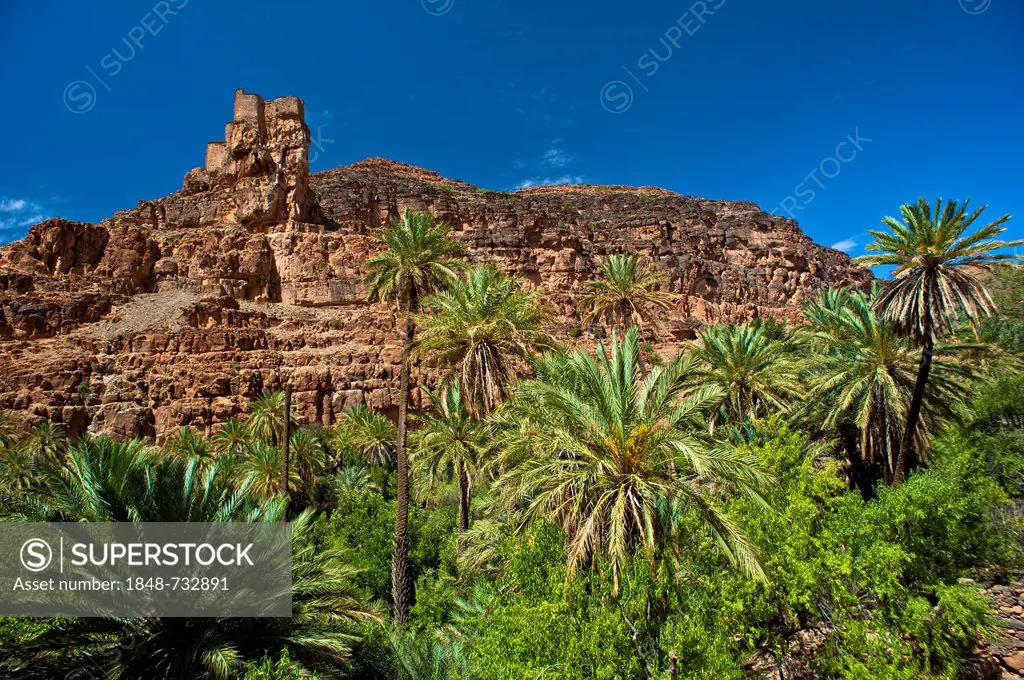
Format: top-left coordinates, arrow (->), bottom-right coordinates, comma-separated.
0,90 -> 871,440
975,580 -> 1024,680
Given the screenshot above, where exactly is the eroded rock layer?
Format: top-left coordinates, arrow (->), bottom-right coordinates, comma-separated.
0,90 -> 870,439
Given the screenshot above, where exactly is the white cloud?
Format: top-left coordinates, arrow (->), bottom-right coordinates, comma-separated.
0,197 -> 50,245
515,175 -> 584,190
18,215 -> 46,227
831,238 -> 857,253
0,198 -> 27,212
543,147 -> 571,168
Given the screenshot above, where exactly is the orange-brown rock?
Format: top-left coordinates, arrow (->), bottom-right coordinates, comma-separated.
0,89 -> 870,440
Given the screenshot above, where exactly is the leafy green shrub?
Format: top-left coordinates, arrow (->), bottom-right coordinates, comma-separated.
322,487 -> 436,603
409,574 -> 457,632
242,649 -> 325,679
898,584 -> 991,675
658,614 -> 747,680
501,520 -> 567,602
814,620 -> 921,680
832,441 -> 1013,591
468,600 -> 639,680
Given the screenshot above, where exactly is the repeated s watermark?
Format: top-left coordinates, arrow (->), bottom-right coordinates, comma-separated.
600,0 -> 727,114
63,0 -> 190,114
422,0 -> 454,16
960,0 -> 992,14
309,125 -> 336,165
774,128 -> 872,218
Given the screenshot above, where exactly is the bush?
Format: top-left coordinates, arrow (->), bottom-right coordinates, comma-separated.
321,487 -> 440,604
831,438 -> 1014,591
468,600 -> 639,680
242,649 -> 325,679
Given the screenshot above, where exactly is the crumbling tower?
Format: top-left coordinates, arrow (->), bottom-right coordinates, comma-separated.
197,89 -> 314,224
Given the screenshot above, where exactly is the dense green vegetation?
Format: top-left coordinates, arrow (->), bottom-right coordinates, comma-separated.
0,201 -> 1021,678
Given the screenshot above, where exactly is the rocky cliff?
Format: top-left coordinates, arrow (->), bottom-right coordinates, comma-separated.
0,90 -> 870,439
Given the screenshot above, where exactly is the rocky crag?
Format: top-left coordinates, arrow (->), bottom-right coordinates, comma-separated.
969,579 -> 1024,680
0,90 -> 870,439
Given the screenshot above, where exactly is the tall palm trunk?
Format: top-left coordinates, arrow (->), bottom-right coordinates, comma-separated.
457,461 -> 470,555
392,291 -> 417,626
893,314 -> 933,486
841,423 -> 875,499
622,299 -> 649,378
281,383 -> 292,502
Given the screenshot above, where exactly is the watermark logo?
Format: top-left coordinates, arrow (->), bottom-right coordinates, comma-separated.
20,538 -> 53,572
62,0 -> 189,114
309,125 -> 336,165
422,0 -> 454,16
774,128 -> 872,218
63,81 -> 97,114
3,523 -> 291,617
598,0 -> 727,113
600,81 -> 635,114
960,0 -> 992,14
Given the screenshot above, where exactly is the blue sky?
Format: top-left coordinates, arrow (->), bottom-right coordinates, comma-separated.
1,0 -> 1022,258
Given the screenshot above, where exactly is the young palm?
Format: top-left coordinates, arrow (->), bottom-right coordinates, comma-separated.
337,404 -> 397,467
412,385 -> 487,553
365,208 -> 466,625
856,198 -> 1020,483
0,441 -> 43,493
246,390 -> 289,445
289,426 -> 327,496
582,253 -> 676,333
162,427 -> 212,460
496,328 -> 769,595
416,265 -> 559,419
210,417 -> 251,456
688,322 -> 803,432
0,412 -> 16,448
799,288 -> 969,490
234,440 -> 302,500
335,464 -> 380,494
23,421 -> 67,461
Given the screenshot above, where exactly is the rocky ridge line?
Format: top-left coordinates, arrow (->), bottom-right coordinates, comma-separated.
0,89 -> 871,439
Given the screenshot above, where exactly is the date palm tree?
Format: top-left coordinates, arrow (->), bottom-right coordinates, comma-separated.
856,198 -> 1020,483
416,265 -> 558,419
0,412 -> 16,448
496,328 -> 769,595
246,390 -> 290,446
365,208 -> 466,625
412,385 -> 486,553
337,404 -> 397,468
210,417 -> 250,456
162,426 -> 212,460
582,253 -> 676,333
688,322 -> 802,433
799,287 -> 969,491
234,440 -> 302,501
23,421 -> 66,461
